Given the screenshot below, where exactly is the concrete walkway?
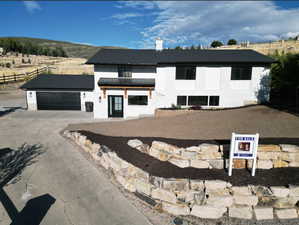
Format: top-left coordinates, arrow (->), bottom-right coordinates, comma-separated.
0,109 -> 152,225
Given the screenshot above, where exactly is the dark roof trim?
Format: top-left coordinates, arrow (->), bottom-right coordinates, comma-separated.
87,49 -> 276,65
98,78 -> 155,88
20,74 -> 94,90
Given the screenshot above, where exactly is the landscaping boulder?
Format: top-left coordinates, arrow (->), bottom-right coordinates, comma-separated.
181,149 -> 197,159
127,139 -> 143,149
258,144 -> 281,152
205,180 -> 231,191
168,157 -> 190,168
280,144 -> 299,153
270,186 -> 290,198
233,195 -> 258,206
232,186 -> 252,196
134,179 -> 151,196
163,179 -> 189,193
206,194 -> 233,207
254,207 -> 274,220
288,185 -> 299,197
162,202 -> 190,216
149,147 -> 171,161
190,160 -> 209,169
191,205 -> 226,219
190,180 -> 204,191
229,206 -> 253,219
207,159 -> 224,169
273,160 -> 289,168
275,208 -> 298,219
152,188 -> 177,204
257,160 -> 273,169
151,141 -> 181,154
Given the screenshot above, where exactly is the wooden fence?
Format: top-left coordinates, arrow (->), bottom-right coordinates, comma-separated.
0,67 -> 48,84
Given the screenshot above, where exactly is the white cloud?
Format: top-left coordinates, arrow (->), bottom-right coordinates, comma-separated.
111,13 -> 143,20
23,1 -> 41,13
117,1 -> 299,48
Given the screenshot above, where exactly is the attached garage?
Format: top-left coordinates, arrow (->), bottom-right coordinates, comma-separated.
21,74 -> 94,111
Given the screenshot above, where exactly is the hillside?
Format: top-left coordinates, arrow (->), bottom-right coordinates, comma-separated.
218,39 -> 299,55
0,37 -> 126,59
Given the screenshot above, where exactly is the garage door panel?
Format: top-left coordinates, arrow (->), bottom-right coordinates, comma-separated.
37,92 -> 81,110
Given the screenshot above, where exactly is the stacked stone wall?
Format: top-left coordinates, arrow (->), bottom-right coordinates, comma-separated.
64,130 -> 299,220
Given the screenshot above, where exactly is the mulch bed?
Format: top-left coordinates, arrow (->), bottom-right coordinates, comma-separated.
76,130 -> 299,186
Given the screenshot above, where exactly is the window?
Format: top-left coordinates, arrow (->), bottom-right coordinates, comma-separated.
128,95 -> 148,105
177,96 -> 187,106
209,96 -> 219,106
176,66 -> 196,80
188,96 -> 208,106
118,65 -> 132,78
231,66 -> 252,80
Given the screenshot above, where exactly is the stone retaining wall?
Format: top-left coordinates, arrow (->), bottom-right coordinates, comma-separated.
127,139 -> 299,169
64,130 -> 299,220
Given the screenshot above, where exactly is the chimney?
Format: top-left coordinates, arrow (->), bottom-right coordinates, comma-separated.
155,38 -> 163,51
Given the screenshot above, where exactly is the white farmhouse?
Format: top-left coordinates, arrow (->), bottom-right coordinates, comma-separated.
21,39 -> 275,119
88,39 -> 274,119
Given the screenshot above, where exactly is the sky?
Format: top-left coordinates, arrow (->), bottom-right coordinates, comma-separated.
1,1 -> 299,49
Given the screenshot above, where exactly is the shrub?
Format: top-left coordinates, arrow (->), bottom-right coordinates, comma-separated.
6,62 -> 11,68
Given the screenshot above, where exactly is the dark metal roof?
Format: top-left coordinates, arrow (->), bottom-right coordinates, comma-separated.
20,74 -> 94,90
86,49 -> 275,65
98,78 -> 155,87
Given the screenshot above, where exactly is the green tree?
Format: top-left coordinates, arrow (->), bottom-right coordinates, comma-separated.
190,45 -> 196,50
210,40 -> 223,48
175,46 -> 183,50
227,39 -> 237,45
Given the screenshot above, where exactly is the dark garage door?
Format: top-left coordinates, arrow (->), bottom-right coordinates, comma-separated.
36,92 -> 81,110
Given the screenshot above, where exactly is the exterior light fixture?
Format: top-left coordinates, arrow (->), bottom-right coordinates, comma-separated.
29,92 -> 32,97
99,96 -> 101,103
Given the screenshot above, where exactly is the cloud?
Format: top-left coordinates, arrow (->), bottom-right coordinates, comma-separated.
117,1 -> 299,48
111,13 -> 143,20
23,1 -> 41,13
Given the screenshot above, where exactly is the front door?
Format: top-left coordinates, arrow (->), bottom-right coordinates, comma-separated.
108,95 -> 123,118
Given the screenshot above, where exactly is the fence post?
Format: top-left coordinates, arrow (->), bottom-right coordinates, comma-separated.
14,73 -> 16,82
3,74 -> 5,84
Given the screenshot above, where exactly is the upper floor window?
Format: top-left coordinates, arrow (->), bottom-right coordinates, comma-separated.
118,65 -> 132,78
176,66 -> 196,80
231,66 -> 252,80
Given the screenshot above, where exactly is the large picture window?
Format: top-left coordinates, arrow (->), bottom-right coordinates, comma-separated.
231,66 -> 252,80
188,96 -> 208,106
176,66 -> 196,80
177,96 -> 187,106
118,65 -> 132,78
128,95 -> 148,105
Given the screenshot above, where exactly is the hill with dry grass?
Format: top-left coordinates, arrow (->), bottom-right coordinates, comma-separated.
0,37 -> 126,59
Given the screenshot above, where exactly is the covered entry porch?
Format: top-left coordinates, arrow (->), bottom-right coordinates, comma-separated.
97,78 -> 155,118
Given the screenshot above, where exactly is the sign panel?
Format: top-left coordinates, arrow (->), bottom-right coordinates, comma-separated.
228,133 -> 259,176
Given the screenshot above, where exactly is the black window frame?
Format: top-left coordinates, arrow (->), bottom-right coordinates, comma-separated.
177,96 -> 187,106
118,65 -> 132,78
231,65 -> 252,80
188,96 -> 208,106
128,95 -> 148,105
209,96 -> 220,106
175,65 -> 196,80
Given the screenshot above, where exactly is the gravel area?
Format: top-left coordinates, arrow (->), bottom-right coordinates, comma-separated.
67,105 -> 299,140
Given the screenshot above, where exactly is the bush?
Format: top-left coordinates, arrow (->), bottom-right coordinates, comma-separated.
6,62 -> 11,68
189,105 -> 202,110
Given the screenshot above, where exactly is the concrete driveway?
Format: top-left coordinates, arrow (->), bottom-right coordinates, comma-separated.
0,92 -> 152,225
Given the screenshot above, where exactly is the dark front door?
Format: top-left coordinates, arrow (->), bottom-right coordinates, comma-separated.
108,95 -> 123,117
36,92 -> 81,110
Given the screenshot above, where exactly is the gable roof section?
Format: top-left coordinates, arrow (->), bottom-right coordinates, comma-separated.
86,49 -> 275,65
20,74 -> 94,90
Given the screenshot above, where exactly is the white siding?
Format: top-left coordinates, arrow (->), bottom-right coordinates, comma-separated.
26,90 -> 37,111
93,64 -> 270,119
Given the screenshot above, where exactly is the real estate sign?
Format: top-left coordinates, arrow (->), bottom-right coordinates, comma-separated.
228,133 -> 259,176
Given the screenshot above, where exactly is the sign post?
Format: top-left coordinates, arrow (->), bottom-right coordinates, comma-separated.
228,133 -> 259,176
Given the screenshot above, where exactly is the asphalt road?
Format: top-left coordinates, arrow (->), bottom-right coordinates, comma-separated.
0,91 -> 152,225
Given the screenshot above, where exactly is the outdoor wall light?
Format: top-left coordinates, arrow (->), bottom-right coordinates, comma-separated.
83,92 -> 86,98
99,96 -> 101,103
29,92 -> 32,97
